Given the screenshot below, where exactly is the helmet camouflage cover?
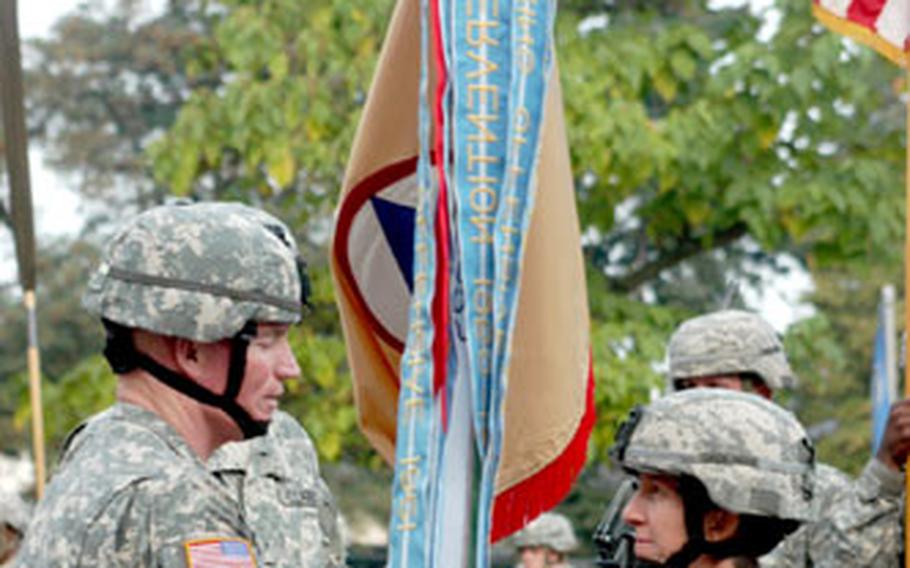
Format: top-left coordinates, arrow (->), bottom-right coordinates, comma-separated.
612,389 -> 814,523
667,310 -> 797,391
511,512 -> 579,554
83,202 -> 304,342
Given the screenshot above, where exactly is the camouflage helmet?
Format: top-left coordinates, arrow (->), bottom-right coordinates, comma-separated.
667,310 -> 797,391
612,389 -> 814,523
83,202 -> 304,342
511,512 -> 579,554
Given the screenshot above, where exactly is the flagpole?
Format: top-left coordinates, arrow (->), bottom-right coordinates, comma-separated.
25,291 -> 46,497
0,0 -> 45,498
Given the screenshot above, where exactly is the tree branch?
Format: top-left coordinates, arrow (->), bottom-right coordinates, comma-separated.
604,221 -> 749,293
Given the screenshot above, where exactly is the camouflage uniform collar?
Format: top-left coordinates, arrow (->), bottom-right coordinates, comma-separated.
110,401 -> 206,465
207,425 -> 286,479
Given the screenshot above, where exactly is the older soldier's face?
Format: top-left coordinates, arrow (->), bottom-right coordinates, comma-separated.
236,323 -> 301,421
194,322 -> 300,422
622,473 -> 687,563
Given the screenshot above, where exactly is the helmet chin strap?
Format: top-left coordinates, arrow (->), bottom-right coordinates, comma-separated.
661,538 -> 705,568
662,536 -> 745,568
628,559 -> 664,567
102,319 -> 270,439
659,478 -> 743,568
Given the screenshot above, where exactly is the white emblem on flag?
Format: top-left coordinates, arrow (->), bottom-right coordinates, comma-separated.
343,169 -> 419,346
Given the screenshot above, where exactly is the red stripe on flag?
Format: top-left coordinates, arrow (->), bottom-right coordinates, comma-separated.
847,0 -> 888,28
430,0 -> 451,425
489,350 -> 597,542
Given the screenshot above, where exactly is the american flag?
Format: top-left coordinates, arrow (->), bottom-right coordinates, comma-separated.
184,538 -> 257,567
814,0 -> 909,66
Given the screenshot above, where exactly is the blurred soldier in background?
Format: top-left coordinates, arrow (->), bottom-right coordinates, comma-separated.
512,511 -> 579,568
595,310 -> 907,567
613,389 -> 814,568
0,492 -> 30,566
15,202 -> 338,567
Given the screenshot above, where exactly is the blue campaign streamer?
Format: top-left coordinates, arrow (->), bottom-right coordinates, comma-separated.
475,1 -> 558,565
387,0 -> 441,564
449,1 -> 515,560
450,0 -> 513,463
392,0 -> 558,563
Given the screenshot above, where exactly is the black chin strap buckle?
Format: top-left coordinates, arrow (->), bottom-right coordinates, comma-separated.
221,321 -> 271,439
102,319 -> 139,374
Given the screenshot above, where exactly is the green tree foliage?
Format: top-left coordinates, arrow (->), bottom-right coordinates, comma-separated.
11,0 -> 903,486
785,261 -> 903,476
565,0 -> 901,294
587,286 -> 685,458
24,0 -> 217,208
10,355 -> 116,455
147,0 -> 393,229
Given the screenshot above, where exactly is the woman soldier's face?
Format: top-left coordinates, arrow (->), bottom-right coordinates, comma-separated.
621,473 -> 688,563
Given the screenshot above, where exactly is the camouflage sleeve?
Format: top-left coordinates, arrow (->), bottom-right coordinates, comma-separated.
12,482 -> 161,568
77,480 -> 254,568
811,459 -> 903,568
757,526 -> 805,568
762,460 -> 902,568
76,484 -> 161,567
759,463 -> 850,568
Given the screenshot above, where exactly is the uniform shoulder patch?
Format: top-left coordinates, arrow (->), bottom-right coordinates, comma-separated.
184,537 -> 257,567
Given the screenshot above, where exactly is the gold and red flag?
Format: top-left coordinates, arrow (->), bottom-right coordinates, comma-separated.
330,0 -> 594,562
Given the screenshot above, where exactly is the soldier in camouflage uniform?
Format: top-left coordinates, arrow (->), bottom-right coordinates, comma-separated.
613,389 -> 815,568
595,309 -> 906,567
511,512 -> 578,568
15,202 -> 334,567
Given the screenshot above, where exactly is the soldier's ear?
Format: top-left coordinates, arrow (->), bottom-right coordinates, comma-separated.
174,338 -> 227,392
702,509 -> 739,543
174,338 -> 200,376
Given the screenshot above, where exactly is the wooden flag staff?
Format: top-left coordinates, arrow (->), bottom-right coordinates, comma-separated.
0,0 -> 46,498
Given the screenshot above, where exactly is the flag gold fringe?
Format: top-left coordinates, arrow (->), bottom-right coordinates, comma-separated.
490,353 -> 596,542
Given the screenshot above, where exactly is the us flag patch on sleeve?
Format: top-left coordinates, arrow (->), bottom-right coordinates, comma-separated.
184,537 -> 257,567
